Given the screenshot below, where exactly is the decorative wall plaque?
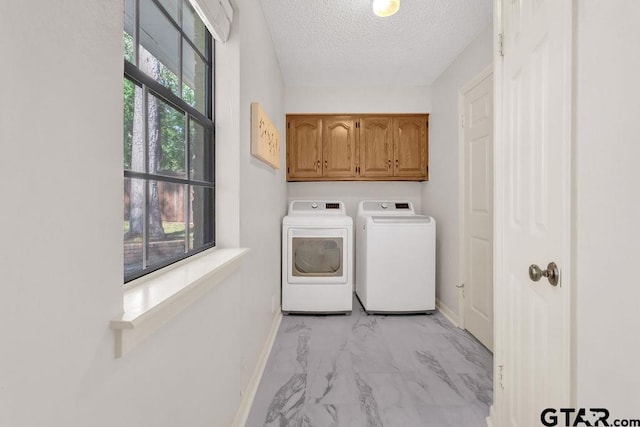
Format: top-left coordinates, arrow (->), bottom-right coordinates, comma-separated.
251,102 -> 280,169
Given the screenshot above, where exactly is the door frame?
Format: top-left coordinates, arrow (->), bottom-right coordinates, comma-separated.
457,64 -> 494,329
490,4 -> 504,420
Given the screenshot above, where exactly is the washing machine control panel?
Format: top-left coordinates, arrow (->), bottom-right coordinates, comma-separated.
361,201 -> 415,213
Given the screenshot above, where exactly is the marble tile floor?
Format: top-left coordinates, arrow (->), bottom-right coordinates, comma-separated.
246,295 -> 493,427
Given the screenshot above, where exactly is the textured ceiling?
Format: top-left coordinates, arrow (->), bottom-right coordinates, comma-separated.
258,0 -> 492,87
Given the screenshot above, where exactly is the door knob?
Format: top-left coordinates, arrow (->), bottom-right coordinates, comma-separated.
528,262 -> 559,287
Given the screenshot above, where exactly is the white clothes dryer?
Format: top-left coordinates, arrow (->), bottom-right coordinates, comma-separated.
282,201 -> 353,313
356,200 -> 435,314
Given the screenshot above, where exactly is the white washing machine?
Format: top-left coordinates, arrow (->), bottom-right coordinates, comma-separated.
356,200 -> 435,314
282,201 -> 353,313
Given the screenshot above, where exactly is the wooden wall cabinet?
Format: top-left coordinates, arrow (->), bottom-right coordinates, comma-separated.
394,116 -> 428,179
323,117 -> 358,178
287,114 -> 428,182
287,116 -> 322,179
359,116 -> 393,178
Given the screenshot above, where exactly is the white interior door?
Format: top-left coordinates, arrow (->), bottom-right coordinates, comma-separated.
460,68 -> 494,352
492,0 -> 573,425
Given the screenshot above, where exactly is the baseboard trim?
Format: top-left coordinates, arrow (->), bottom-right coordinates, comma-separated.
486,404 -> 496,427
232,310 -> 282,427
436,298 -> 460,328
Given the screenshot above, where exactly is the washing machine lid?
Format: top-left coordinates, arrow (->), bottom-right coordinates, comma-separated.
369,215 -> 433,225
357,200 -> 416,216
288,200 -> 346,216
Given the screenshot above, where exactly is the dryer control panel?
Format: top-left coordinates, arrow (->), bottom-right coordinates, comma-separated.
288,200 -> 346,215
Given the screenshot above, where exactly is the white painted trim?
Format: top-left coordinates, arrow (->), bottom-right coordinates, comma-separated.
457,64 -> 493,330
486,404 -> 496,427
492,1 -> 505,425
232,311 -> 283,427
460,65 -> 493,96
560,0 -> 575,407
436,298 -> 459,328
111,248 -> 250,357
457,83 -> 466,330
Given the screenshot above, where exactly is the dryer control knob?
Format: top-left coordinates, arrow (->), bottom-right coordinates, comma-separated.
311,202 -> 318,209
381,203 -> 388,209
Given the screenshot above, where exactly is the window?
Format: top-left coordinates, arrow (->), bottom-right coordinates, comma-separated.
123,0 -> 215,282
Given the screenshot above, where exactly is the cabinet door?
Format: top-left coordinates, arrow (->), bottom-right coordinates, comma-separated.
359,117 -> 393,177
323,117 -> 357,178
288,117 -> 322,179
394,116 -> 428,178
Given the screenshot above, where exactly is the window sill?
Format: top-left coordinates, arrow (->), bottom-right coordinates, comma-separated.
110,247 -> 249,358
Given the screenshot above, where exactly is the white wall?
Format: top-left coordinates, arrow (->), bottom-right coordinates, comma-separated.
421,25 -> 493,318
285,86 -> 430,217
286,86 -> 431,114
0,0 -> 285,426
236,0 -> 287,396
574,1 -> 640,416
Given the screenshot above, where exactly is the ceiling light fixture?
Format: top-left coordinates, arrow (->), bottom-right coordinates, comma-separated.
372,0 -> 400,17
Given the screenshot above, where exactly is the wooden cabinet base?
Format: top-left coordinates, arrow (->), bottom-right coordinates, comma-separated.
287,176 -> 428,182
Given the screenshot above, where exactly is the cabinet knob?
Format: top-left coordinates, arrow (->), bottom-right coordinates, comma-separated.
317,160 -> 320,169
395,159 -> 399,168
388,159 -> 391,169
324,160 -> 328,168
